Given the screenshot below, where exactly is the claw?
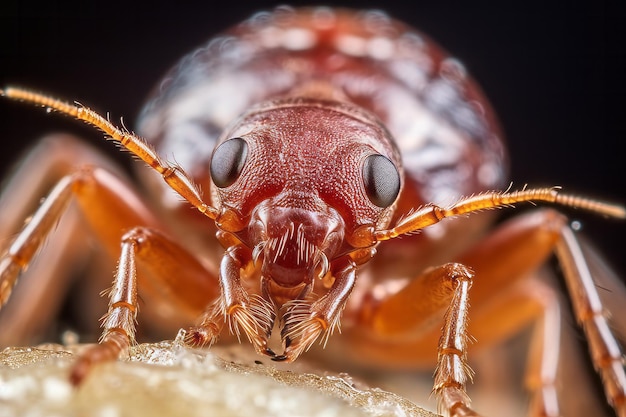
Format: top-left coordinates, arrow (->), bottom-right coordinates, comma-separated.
185,324 -> 219,348
263,347 -> 277,357
70,330 -> 130,386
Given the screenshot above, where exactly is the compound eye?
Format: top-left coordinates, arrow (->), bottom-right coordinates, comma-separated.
210,137 -> 249,188
362,154 -> 400,208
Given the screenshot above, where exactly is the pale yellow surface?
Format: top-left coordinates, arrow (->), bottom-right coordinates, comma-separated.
0,339 -> 439,417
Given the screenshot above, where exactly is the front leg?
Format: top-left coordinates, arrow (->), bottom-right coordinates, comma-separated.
431,264 -> 478,417
70,226 -> 221,385
279,259 -> 357,361
366,263 -> 479,416
70,230 -> 139,385
0,152 -> 222,383
186,244 -> 277,357
353,209 -> 625,416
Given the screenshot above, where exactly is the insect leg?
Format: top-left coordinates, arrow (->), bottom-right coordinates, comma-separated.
441,276 -> 565,416
70,226 -> 220,385
430,264 -> 479,417
353,209 -> 624,415
467,277 -> 563,417
0,135 -> 116,345
186,244 -> 272,357
69,231 -> 139,385
521,280 -> 561,417
457,209 -> 625,416
0,164 -> 162,308
1,172 -> 85,308
280,259 -> 357,361
356,262 -> 481,416
458,209 -> 626,416
0,152 -> 220,351
556,226 -> 626,416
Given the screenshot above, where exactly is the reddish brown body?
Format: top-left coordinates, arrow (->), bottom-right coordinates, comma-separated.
136,9 -> 507,356
138,8 -> 506,270
135,8 -> 508,361
1,7 -> 625,417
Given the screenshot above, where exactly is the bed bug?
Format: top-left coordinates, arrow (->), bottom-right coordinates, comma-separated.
1,6 -> 625,417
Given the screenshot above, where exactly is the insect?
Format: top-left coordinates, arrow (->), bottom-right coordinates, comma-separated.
1,6 -> 625,417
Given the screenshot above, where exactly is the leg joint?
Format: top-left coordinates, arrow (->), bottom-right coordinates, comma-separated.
440,262 -> 474,289
121,226 -> 152,245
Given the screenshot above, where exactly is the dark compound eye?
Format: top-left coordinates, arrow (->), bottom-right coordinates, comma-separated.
210,137 -> 248,188
362,154 -> 400,208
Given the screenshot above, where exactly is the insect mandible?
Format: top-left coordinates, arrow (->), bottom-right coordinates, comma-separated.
1,7 -> 625,417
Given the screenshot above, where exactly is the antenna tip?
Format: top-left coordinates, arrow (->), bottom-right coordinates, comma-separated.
612,205 -> 626,219
1,87 -> 18,98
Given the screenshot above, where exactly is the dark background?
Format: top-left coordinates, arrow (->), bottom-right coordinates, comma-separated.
1,0 -> 625,276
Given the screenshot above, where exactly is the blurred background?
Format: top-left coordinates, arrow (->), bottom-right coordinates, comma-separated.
0,1 -> 624,272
